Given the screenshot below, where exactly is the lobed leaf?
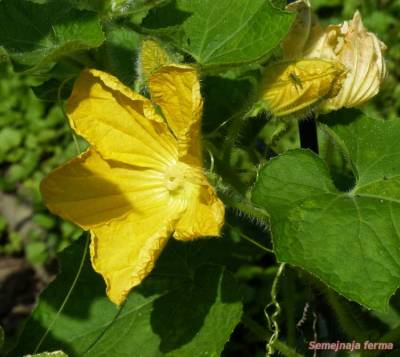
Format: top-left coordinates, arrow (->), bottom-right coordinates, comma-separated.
252,110 -> 400,311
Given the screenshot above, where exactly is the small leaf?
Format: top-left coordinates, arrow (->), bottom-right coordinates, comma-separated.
13,237 -> 242,356
142,0 -> 294,67
0,0 -> 104,72
252,110 -> 400,311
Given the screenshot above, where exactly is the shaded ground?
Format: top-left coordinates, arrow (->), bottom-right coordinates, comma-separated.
0,255 -> 56,335
0,191 -> 56,336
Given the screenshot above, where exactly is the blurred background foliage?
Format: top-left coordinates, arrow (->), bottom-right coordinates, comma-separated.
0,64 -> 82,264
1,0 -> 400,356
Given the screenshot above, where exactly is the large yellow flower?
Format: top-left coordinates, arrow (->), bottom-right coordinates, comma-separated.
40,65 -> 225,305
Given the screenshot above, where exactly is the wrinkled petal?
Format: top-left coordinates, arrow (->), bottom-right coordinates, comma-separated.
174,182 -> 225,240
40,149 -> 170,229
299,11 -> 387,111
319,12 -> 387,110
260,59 -> 346,117
148,65 -> 203,163
67,69 -> 177,169
90,209 -> 179,305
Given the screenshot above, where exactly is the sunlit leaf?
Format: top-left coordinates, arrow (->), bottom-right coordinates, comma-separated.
142,0 -> 294,67
252,110 -> 400,311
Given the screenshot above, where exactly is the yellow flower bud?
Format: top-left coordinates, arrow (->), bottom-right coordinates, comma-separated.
260,59 -> 346,117
137,39 -> 174,83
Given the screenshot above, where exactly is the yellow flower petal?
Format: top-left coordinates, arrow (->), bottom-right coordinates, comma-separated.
67,69 -> 178,169
90,210 -> 178,305
40,149 -> 170,229
148,65 -> 203,162
260,59 -> 346,117
174,183 -> 225,240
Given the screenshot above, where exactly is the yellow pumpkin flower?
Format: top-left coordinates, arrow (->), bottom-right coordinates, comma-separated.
40,65 -> 225,305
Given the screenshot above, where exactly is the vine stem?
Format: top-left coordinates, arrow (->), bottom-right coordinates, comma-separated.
242,315 -> 304,357
266,263 -> 286,356
226,223 -> 273,254
32,80 -> 88,353
34,235 -> 89,353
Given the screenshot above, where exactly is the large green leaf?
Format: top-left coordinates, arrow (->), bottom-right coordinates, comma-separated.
13,237 -> 242,356
142,0 -> 294,67
252,110 -> 400,311
0,0 -> 104,72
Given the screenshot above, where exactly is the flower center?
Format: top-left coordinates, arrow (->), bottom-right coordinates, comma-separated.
164,162 -> 189,193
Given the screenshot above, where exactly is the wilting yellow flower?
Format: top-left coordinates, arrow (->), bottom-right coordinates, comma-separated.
283,3 -> 387,111
40,65 -> 225,305
260,59 -> 346,117
306,11 -> 387,111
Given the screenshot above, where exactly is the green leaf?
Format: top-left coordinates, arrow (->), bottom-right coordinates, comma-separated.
13,237 -> 242,356
0,0 -> 104,72
142,0 -> 294,67
252,110 -> 400,311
